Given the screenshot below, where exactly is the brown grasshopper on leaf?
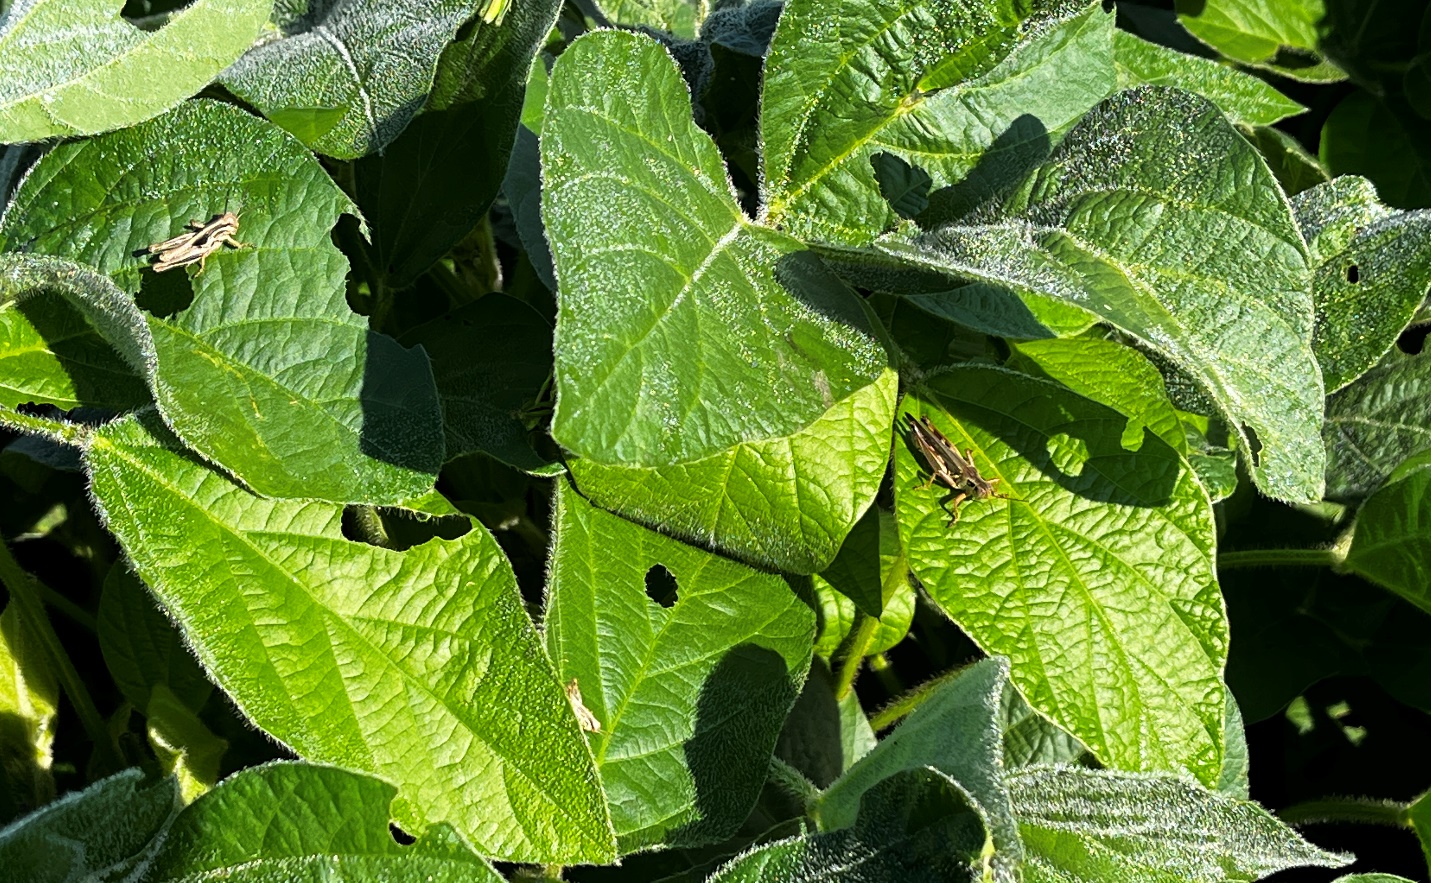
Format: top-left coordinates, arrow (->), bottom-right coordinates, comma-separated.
904,412 -> 1010,525
143,212 -> 247,274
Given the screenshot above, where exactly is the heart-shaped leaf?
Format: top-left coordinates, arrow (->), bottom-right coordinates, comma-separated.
897,367 -> 1226,786
545,482 -> 814,852
84,412 -> 615,863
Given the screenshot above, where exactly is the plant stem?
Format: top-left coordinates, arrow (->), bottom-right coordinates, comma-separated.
834,613 -> 880,700
0,408 -> 91,447
869,665 -> 968,732
1217,547 -> 1344,570
0,536 -> 123,773
767,755 -> 820,809
1277,796 -> 1408,828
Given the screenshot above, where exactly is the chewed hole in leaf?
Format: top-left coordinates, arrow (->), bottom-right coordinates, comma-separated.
1398,324 -> 1428,355
1243,425 -> 1263,467
340,505 -> 471,551
1119,420 -> 1147,453
645,564 -> 679,609
389,823 -> 415,846
1345,264 -> 1360,283
135,266 -> 194,318
1045,432 -> 1089,478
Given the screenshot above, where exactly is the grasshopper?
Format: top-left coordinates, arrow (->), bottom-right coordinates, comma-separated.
904,412 -> 1009,525
566,678 -> 603,733
144,212 -> 247,274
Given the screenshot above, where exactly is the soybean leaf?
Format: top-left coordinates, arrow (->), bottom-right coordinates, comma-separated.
544,483 -> 814,852
0,768 -> 180,883
775,660 -> 876,791
1249,125 -> 1330,197
354,0 -> 561,286
399,294 -> 559,474
542,29 -> 895,573
144,684 -> 227,803
1295,177 -> 1431,392
1000,684 -> 1088,771
762,0 -> 1117,245
0,100 -> 445,504
97,566 -> 212,715
708,768 -> 990,883
898,370 -> 1226,786
1174,0 -> 1346,83
1009,765 -> 1351,881
814,658 -> 1021,881
808,508 -> 914,658
220,0 -> 498,159
1324,349 -> 1431,501
1321,91 -> 1431,210
84,412 -> 615,864
0,603 -> 56,822
1344,466 -> 1431,613
1333,877 -> 1417,883
0,254 -> 150,413
1010,337 -> 1188,455
828,87 -> 1324,503
142,762 -> 505,882
0,0 -> 271,142
1411,788 -> 1431,875
588,0 -> 702,38
1112,30 -> 1305,126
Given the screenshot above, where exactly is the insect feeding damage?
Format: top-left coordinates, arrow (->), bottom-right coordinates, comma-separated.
144,212 -> 247,274
566,678 -> 602,733
904,411 -> 1009,525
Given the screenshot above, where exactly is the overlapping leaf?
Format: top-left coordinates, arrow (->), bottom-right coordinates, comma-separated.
220,0 -> 495,158
814,658 -> 1021,880
897,370 -> 1226,786
0,100 -> 444,504
1009,766 -> 1350,881
0,254 -> 150,412
762,0 -> 1117,245
544,483 -> 814,852
828,87 -> 1324,502
0,0 -> 271,142
143,762 -> 506,882
1112,29 -> 1305,126
589,0 -> 703,38
0,603 -> 56,821
1174,0 -> 1345,82
1344,466 -> 1431,613
709,769 -> 989,883
1294,176 -> 1431,391
353,0 -> 561,285
542,29 -> 894,572
84,412 -> 615,863
1321,92 -> 1431,210
1324,350 -> 1431,500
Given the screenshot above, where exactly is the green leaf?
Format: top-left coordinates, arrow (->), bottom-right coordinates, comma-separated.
809,508 -> 915,658
1010,765 -> 1351,881
97,566 -> 213,714
1174,0 -> 1347,83
898,370 -> 1227,786
1324,349 -> 1431,500
0,768 -> 180,883
1000,683 -> 1088,771
834,87 -> 1324,503
1112,30 -> 1305,126
814,658 -> 1021,880
84,413 -> 615,863
145,684 -> 227,804
1321,91 -> 1431,210
1333,876 -> 1418,883
399,294 -> 559,474
0,100 -> 445,504
1248,125 -> 1329,197
1409,787 -> 1431,875
1218,691 -> 1250,799
353,0 -> 561,286
0,254 -> 150,412
143,762 -> 505,882
544,482 -> 814,852
762,0 -> 1117,245
1010,337 -> 1188,456
591,0 -> 702,38
0,0 -> 272,142
0,603 -> 56,822
219,0 -> 489,158
776,659 -> 876,790
1344,466 -> 1431,613
542,29 -> 894,572
1296,176 -> 1431,392
708,768 -> 990,883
